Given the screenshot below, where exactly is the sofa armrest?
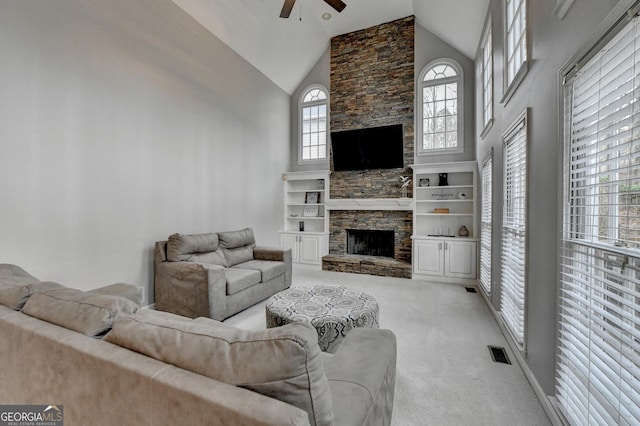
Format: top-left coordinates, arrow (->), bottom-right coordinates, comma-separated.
325,328 -> 397,426
89,283 -> 143,305
253,246 -> 290,262
154,261 -> 226,319
254,247 -> 292,289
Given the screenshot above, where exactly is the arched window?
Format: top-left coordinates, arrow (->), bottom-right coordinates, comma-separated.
417,59 -> 464,154
299,85 -> 328,162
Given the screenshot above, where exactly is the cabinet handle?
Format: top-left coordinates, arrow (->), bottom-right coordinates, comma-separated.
438,242 -> 442,250
445,242 -> 448,250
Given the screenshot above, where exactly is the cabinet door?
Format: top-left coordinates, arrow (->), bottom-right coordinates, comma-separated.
299,235 -> 320,265
444,240 -> 477,278
414,240 -> 444,276
280,234 -> 299,263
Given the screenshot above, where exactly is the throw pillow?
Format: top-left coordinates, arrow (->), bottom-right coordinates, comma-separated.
22,288 -> 139,337
0,278 -> 64,310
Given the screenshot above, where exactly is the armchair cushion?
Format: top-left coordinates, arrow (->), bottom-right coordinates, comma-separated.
22,288 -> 139,337
106,309 -> 333,426
218,228 -> 256,266
167,233 -> 226,266
232,260 -> 286,283
224,268 -> 261,295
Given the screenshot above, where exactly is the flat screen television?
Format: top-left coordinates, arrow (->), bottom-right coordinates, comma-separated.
331,124 -> 404,172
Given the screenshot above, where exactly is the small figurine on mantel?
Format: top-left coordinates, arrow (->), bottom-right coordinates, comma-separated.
400,176 -> 412,198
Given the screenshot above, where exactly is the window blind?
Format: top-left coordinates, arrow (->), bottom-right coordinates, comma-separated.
501,115 -> 527,348
480,152 -> 493,295
557,11 -> 640,426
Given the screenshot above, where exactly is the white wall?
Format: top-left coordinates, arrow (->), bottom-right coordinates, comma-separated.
0,0 -> 290,303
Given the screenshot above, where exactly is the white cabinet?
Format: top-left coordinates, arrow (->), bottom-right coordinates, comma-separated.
280,232 -> 327,265
413,237 -> 477,282
411,162 -> 478,283
280,171 -> 330,266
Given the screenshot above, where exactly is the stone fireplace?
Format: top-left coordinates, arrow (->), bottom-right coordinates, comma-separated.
322,17 -> 415,279
323,209 -> 412,278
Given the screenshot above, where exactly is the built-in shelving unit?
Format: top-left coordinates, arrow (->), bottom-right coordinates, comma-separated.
280,171 -> 330,266
411,162 -> 478,283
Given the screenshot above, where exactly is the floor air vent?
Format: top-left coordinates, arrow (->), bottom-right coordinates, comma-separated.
465,287 -> 477,293
488,346 -> 511,364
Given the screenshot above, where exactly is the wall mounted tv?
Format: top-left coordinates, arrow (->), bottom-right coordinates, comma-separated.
331,124 -> 404,172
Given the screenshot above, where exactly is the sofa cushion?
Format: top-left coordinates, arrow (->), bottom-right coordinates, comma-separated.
0,277 -> 64,310
224,268 -> 261,295
105,310 -> 333,426
167,233 -> 227,266
22,288 -> 139,337
232,260 -> 285,283
218,228 -> 256,266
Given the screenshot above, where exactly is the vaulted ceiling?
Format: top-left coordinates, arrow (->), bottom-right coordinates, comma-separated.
172,0 -> 490,94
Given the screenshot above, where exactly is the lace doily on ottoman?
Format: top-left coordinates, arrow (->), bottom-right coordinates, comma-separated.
265,285 -> 379,353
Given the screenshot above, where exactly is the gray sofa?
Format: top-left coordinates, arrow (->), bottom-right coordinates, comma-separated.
0,264 -> 397,426
154,228 -> 291,321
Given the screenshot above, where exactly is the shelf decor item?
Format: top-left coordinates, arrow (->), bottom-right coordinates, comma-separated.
438,173 -> 448,186
305,191 -> 320,204
419,178 -> 430,187
458,225 -> 469,237
303,205 -> 319,217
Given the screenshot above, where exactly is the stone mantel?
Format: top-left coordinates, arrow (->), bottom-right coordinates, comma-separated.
326,198 -> 414,211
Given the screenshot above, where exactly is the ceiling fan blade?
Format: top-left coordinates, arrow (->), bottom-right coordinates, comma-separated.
280,0 -> 296,18
323,0 -> 346,13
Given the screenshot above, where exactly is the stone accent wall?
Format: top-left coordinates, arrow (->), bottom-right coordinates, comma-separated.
329,210 -> 412,263
330,16 -> 415,199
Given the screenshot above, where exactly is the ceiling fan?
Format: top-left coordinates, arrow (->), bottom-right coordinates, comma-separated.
279,0 -> 347,18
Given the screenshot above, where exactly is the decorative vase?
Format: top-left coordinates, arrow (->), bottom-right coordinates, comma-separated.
458,225 -> 469,237
402,186 -> 408,198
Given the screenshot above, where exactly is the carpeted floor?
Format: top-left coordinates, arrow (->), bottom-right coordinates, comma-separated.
224,265 -> 551,426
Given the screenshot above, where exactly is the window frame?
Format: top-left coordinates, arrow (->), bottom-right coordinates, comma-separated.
416,58 -> 464,156
556,6 -> 640,423
501,0 -> 528,104
500,108 -> 529,351
479,16 -> 494,138
298,84 -> 329,165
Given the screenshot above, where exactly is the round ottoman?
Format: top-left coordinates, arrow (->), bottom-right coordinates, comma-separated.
265,285 -> 379,353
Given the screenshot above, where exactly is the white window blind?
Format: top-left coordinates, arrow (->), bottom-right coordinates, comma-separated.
480,153 -> 493,295
505,0 -> 527,86
481,24 -> 493,131
558,10 -> 640,426
501,114 -> 527,348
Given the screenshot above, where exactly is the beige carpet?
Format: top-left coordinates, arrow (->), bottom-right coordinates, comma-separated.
224,265 -> 551,426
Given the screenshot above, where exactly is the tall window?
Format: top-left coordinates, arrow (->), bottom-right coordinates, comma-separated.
557,10 -> 640,425
480,150 -> 493,295
501,110 -> 528,348
504,0 -> 527,97
299,85 -> 328,163
418,59 -> 464,154
480,20 -> 493,135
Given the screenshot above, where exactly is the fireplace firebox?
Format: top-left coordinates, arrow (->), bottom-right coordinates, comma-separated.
346,229 -> 394,258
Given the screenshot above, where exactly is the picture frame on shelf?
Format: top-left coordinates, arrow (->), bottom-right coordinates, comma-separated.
303,205 -> 319,217
305,191 -> 320,204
